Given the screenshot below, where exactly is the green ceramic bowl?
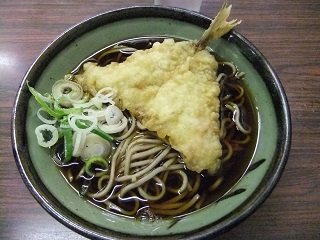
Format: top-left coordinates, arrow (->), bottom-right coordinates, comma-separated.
12,6 -> 291,239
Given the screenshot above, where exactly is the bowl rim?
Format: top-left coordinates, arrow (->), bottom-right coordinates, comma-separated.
11,5 -> 291,239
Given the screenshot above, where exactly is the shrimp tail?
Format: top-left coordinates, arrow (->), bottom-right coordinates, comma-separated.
195,2 -> 241,50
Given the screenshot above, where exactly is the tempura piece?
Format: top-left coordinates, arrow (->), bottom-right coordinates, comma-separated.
196,2 -> 241,50
74,4 -> 240,173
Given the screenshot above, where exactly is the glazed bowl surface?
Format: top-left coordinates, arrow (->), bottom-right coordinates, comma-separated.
12,6 -> 291,239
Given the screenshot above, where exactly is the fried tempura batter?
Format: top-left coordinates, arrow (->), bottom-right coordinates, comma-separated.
74,3 -> 240,173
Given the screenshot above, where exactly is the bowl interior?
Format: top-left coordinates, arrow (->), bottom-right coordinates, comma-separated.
12,6 -> 291,239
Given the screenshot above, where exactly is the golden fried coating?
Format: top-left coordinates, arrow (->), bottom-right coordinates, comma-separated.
75,39 -> 221,173
74,3 -> 242,173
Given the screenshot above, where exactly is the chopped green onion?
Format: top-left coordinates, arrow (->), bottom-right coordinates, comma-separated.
61,126 -> 74,163
52,79 -> 84,107
75,119 -> 113,143
80,133 -> 111,160
68,115 -> 97,133
37,107 -> 57,125
91,127 -> 114,143
28,84 -> 63,119
72,131 -> 86,158
35,124 -> 59,147
53,100 -> 83,115
85,156 -> 109,176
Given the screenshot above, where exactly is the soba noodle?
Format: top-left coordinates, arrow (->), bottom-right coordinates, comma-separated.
33,39 -> 255,219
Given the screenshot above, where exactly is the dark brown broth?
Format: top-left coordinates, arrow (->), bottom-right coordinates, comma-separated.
58,37 -> 258,218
